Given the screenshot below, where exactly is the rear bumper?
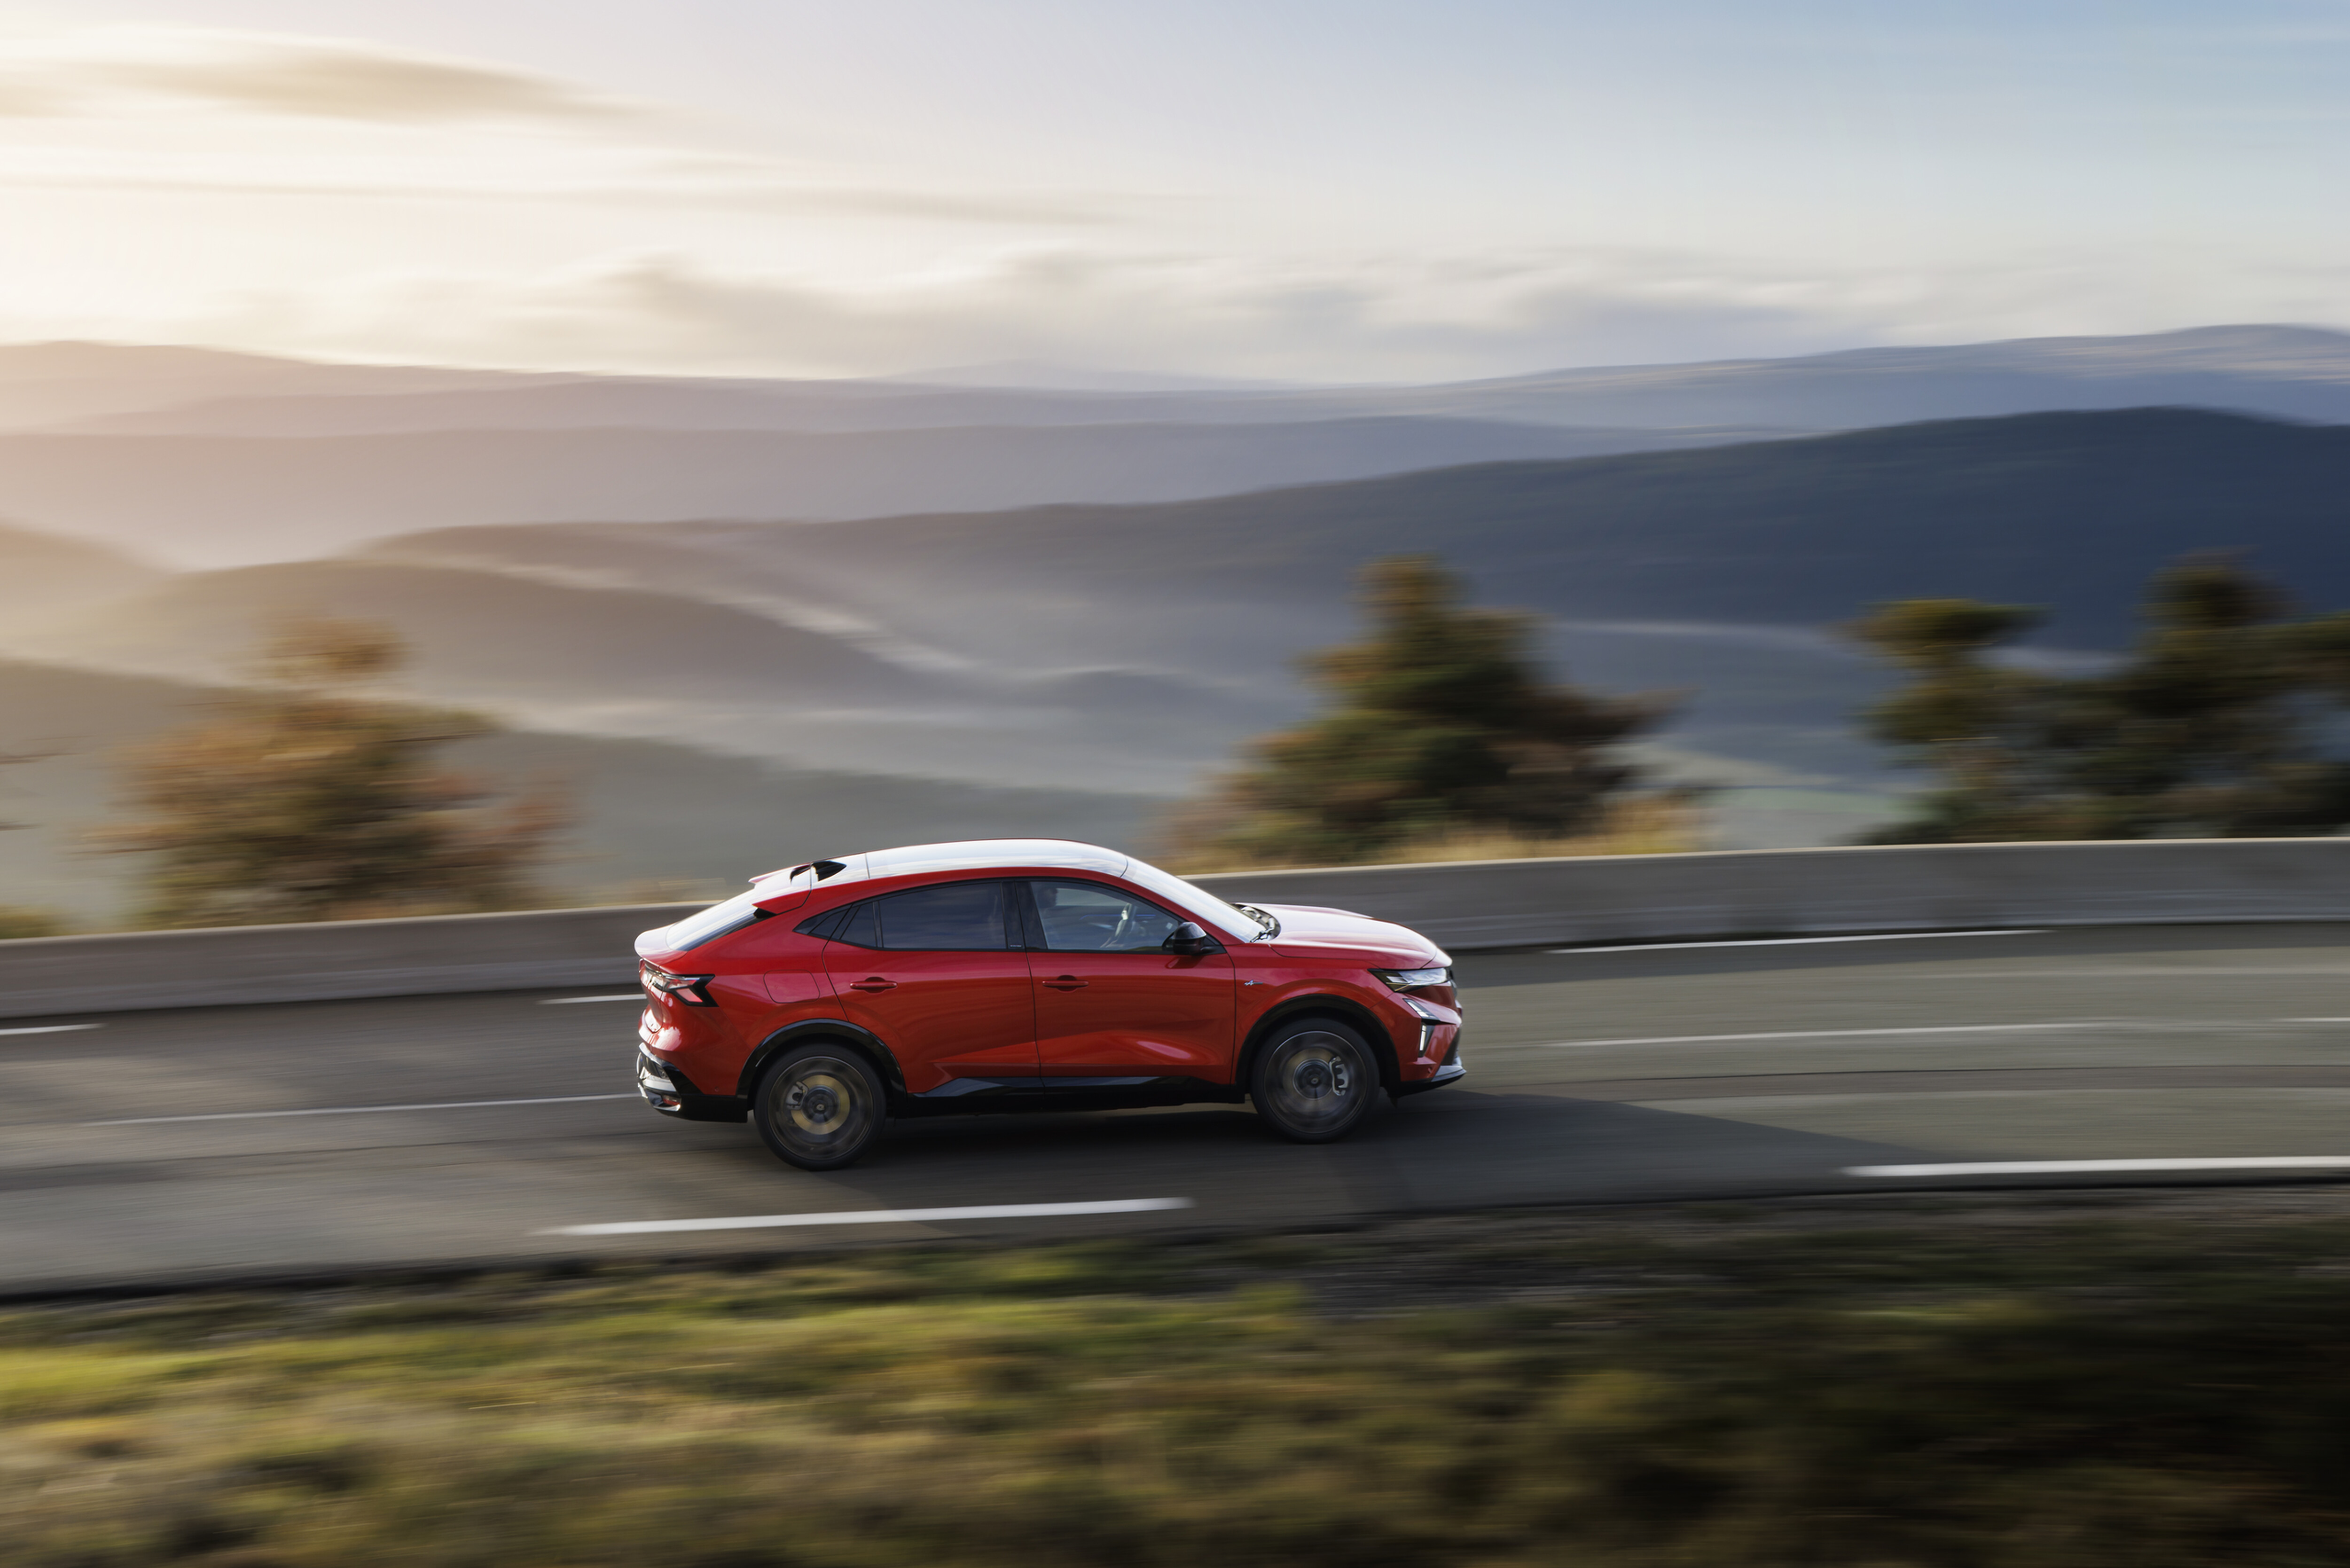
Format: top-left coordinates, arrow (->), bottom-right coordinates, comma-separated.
636,1048 -> 748,1123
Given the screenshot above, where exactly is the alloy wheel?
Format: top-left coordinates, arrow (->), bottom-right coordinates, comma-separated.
764,1054 -> 877,1165
1263,1030 -> 1363,1132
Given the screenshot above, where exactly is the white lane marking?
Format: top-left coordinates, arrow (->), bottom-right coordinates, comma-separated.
1849,1157 -> 2350,1177
86,1093 -> 637,1126
540,995 -> 644,1005
1973,967 -> 2350,979
1537,1022 -> 2115,1049
1553,930 -> 2044,953
0,1024 -> 100,1037
2288,1018 -> 2350,1023
540,1198 -> 1197,1236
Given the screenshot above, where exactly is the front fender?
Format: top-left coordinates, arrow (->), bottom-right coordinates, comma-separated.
1237,991 -> 1402,1094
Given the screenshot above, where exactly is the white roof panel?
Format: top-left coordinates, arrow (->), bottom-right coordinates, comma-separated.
859,839 -> 1128,880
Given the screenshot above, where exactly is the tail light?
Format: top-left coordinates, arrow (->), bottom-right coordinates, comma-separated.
641,964 -> 716,1006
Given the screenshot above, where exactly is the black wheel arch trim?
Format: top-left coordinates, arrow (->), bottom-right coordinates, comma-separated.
737,1017 -> 909,1100
1237,993 -> 1402,1094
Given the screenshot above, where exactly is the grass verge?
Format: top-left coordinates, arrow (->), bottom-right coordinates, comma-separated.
8,1192 -> 2350,1566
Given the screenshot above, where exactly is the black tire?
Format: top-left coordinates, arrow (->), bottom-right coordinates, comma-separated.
751,1044 -> 886,1170
1249,1018 -> 1379,1143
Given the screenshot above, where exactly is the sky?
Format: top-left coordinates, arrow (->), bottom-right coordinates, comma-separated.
0,0 -> 2345,381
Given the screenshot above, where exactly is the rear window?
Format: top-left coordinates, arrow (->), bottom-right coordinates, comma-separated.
657,890 -> 772,953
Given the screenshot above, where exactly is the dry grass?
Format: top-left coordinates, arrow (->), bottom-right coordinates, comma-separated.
1165,794 -> 1704,875
10,1196 -> 2350,1565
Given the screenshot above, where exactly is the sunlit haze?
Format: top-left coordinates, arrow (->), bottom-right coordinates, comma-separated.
0,0 -> 2343,378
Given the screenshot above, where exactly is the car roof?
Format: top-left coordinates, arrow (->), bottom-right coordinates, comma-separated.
790,839 -> 1130,890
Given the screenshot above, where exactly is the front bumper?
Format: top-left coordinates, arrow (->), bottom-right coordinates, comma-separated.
1392,1020 -> 1465,1097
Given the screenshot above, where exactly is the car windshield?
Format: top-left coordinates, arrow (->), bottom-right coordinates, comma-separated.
1116,855 -> 1277,940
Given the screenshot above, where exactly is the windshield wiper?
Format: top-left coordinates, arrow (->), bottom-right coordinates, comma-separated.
1238,903 -> 1280,938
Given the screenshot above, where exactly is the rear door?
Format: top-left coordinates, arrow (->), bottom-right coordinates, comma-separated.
1020,878 -> 1236,1080
821,879 -> 1039,1093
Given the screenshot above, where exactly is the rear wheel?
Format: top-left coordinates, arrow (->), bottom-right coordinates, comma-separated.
752,1045 -> 886,1170
1250,1018 -> 1379,1143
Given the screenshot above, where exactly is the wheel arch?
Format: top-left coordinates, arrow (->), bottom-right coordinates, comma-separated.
738,1018 -> 907,1100
1237,993 -> 1401,1094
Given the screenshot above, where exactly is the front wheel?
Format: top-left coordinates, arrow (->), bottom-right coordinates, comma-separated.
1250,1019 -> 1379,1143
752,1045 -> 886,1170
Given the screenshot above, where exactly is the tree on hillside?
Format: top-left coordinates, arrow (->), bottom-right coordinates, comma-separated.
100,617 -> 567,927
1172,555 -> 1674,866
1854,555 -> 2350,842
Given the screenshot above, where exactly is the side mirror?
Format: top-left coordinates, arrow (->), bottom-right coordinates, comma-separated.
1165,921 -> 1214,956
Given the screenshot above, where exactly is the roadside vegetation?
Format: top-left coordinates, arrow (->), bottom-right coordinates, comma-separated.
0,747 -> 71,934
1853,554 -> 2350,843
10,1194 -> 2350,1566
94,617 -> 567,927
1169,555 -> 1691,870
0,902 -> 66,937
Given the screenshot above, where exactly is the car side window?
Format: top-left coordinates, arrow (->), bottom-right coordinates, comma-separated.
1028,879 -> 1186,953
828,901 -> 879,949
841,880 -> 1014,951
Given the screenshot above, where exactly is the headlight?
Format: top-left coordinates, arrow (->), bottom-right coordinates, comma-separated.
1371,966 -> 1450,991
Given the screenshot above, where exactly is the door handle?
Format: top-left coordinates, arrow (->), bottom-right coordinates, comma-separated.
848,977 -> 896,992
1042,976 -> 1088,990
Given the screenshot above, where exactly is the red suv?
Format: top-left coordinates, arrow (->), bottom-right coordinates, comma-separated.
633,839 -> 1464,1168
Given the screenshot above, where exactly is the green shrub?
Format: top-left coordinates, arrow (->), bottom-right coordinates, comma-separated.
0,903 -> 66,938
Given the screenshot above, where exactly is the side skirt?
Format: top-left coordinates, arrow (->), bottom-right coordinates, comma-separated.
893,1075 -> 1247,1117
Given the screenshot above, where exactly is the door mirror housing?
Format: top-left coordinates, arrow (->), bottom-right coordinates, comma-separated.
1164,920 -> 1215,956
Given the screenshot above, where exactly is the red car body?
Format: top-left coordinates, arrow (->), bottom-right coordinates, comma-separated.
632,839 -> 1463,1166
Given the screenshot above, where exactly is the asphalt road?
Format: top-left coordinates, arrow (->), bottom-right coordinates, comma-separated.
8,922 -> 2350,1293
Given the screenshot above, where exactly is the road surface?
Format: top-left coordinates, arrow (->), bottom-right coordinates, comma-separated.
7,922 -> 2350,1293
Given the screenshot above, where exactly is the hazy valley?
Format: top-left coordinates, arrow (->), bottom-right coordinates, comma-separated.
9,329 -> 2350,922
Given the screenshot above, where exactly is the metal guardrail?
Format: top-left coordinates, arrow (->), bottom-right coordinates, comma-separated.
3,839 -> 2346,1020
1191,839 -> 2350,951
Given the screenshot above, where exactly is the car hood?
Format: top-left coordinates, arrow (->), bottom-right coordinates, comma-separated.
1257,903 -> 1449,966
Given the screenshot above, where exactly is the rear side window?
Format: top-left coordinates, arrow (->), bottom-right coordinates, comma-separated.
827,880 -> 1015,951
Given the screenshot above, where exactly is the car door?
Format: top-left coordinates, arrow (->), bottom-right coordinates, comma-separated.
1020,878 -> 1236,1080
820,878 -> 1040,1094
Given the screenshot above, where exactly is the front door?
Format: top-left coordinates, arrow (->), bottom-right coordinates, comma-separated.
1021,878 -> 1236,1079
822,878 -> 1038,1093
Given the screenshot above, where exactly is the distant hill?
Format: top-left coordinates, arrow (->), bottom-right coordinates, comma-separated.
37,324 -> 2350,440
0,341 -> 548,431
0,558 -> 943,705
0,521 -> 166,614
21,400 -> 2350,854
356,408 -> 2350,809
0,557 -> 1299,797
0,418 -> 1746,567
1389,325 -> 2350,430
0,658 -> 1159,926
13,326 -> 2350,573
694,407 -> 2350,653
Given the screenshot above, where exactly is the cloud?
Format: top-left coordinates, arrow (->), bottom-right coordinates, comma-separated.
0,27 -> 1114,227
0,25 -> 631,125
0,154 -> 1121,226
36,238 -> 2307,385
164,247 -> 1897,382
